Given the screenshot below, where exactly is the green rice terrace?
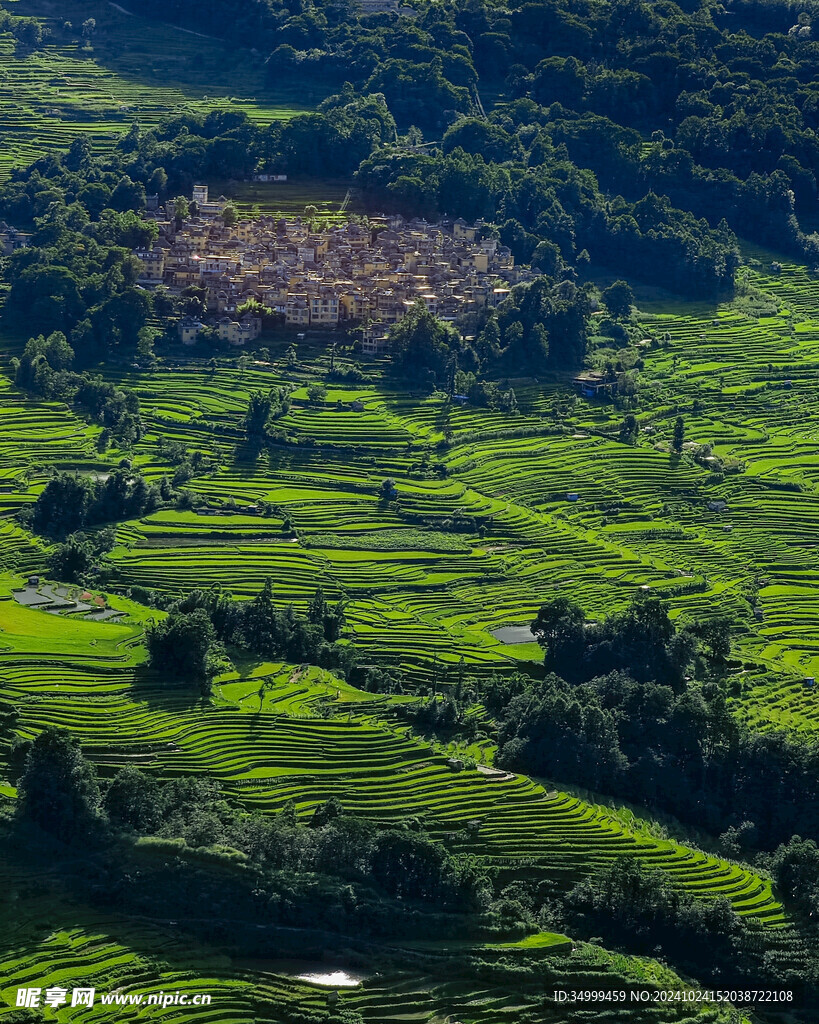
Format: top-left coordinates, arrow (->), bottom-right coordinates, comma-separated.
0,586 -> 775,1023
77,263 -> 819,735
1,0 -> 819,1017
2,259 -> 819,1018
0,0 -> 308,177
0,851 -> 752,1024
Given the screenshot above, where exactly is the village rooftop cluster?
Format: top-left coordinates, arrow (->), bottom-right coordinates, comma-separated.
133,186 -> 535,355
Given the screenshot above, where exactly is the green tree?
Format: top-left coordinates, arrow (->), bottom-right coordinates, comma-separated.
172,196 -> 189,229
18,728 -> 102,842
48,534 -> 94,582
146,609 -> 217,690
104,765 -> 161,832
237,298 -> 273,321
389,302 -> 459,383
308,587 -> 328,627
602,280 -> 634,320
137,326 -> 157,359
244,391 -> 272,437
32,473 -> 94,536
311,796 -> 343,827
42,331 -> 74,370
619,413 -> 639,443
672,416 -> 685,452
531,597 -> 587,679
770,836 -> 819,917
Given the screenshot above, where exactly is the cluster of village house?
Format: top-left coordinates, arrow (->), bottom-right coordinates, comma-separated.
131,186 -> 534,355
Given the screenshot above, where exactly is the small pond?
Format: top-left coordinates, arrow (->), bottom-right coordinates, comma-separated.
236,959 -> 368,988
492,624 -> 534,645
295,968 -> 365,987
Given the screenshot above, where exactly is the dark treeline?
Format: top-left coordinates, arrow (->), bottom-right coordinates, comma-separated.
29,468 -> 169,537
26,466 -> 183,582
12,728 -> 489,945
122,0 -> 819,289
560,857 -> 811,992
13,332 -> 145,444
483,595 -> 819,855
387,281 -> 591,388
0,8 -> 50,48
145,582 -> 354,691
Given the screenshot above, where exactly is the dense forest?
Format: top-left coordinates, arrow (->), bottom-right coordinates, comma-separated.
487,596 -> 819,851
85,0 -> 819,295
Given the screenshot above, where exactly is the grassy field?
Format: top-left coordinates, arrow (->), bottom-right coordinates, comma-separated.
217,179 -> 362,221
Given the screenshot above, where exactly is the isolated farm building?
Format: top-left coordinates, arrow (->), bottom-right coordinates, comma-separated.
351,400 -> 365,411
445,757 -> 465,772
0,224 -> 32,255
707,499 -> 729,512
27,575 -> 40,587
573,372 -> 617,399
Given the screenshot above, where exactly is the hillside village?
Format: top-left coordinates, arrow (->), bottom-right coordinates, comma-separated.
133,186 -> 535,355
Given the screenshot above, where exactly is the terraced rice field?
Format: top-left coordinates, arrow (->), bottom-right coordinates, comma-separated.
0,586 -> 784,1019
0,579 -> 789,922
0,0 -> 306,177
82,357 -> 787,695
0,850 -> 750,1024
0,4 -> 808,1016
4,247 -> 819,1011
218,180 -> 362,222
